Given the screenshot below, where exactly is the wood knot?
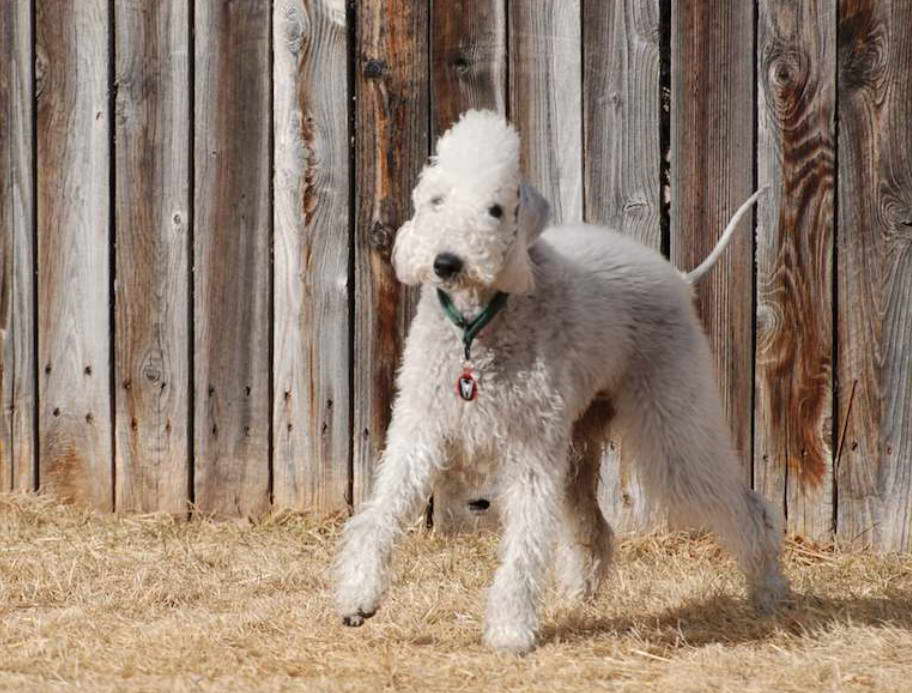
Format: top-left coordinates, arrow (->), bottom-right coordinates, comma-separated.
143,365 -> 161,383
364,59 -> 386,79
369,222 -> 394,253
450,54 -> 471,74
838,10 -> 886,93
623,199 -> 647,217
764,47 -> 808,118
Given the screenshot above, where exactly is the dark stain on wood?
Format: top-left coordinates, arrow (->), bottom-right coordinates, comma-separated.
671,3 -> 754,476
431,0 -> 504,135
838,3 -> 885,95
43,445 -> 87,505
353,0 -> 429,503
758,2 -> 835,490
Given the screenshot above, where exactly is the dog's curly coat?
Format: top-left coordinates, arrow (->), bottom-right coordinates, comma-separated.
335,110 -> 789,654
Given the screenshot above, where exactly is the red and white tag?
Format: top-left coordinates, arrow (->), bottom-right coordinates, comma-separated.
456,366 -> 477,401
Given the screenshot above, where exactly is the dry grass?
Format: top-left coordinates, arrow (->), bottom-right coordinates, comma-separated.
1,494 -> 911,692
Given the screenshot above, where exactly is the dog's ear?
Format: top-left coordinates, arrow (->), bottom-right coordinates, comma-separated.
517,182 -> 550,244
391,219 -> 420,286
493,184 -> 549,295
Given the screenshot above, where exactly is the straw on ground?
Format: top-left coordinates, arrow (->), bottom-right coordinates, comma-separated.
1,494 -> 910,692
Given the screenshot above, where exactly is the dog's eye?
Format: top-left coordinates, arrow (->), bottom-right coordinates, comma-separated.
488,204 -> 503,219
431,195 -> 444,208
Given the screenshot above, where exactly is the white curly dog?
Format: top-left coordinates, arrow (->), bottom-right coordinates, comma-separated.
335,110 -> 789,653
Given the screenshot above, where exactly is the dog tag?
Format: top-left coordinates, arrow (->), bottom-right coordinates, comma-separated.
457,368 -> 477,401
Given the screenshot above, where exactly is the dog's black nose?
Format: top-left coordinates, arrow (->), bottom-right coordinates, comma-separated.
433,252 -> 463,279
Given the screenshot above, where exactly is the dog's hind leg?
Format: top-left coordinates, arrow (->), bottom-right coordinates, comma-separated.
555,398 -> 615,601
619,363 -> 789,613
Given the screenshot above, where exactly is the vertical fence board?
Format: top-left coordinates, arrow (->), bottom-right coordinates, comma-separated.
273,0 -> 351,512
509,0 -> 582,224
430,0 -> 507,133
755,0 -> 835,540
352,1 -> 429,506
36,0 -> 112,509
670,3 -> 754,484
429,0 -> 507,531
837,0 -> 912,551
114,0 -> 190,514
194,1 -> 271,518
583,0 -> 663,534
0,2 -> 35,492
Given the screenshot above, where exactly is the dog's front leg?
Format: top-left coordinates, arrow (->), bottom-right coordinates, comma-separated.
484,442 -> 567,654
334,419 -> 443,627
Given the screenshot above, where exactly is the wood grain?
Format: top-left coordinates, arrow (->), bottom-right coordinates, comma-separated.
0,2 -> 35,492
194,0 -> 271,518
430,0 -> 507,135
36,0 -> 112,509
754,0 -> 835,541
113,0 -> 190,514
273,0 -> 351,512
352,0 -> 429,507
670,2 -> 755,484
429,0 -> 507,532
509,0 -> 583,224
836,0 -> 912,550
583,0 -> 663,534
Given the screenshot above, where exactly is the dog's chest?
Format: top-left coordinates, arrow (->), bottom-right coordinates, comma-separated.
402,311 -> 565,451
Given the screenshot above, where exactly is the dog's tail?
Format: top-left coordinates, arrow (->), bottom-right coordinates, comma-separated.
683,186 -> 768,285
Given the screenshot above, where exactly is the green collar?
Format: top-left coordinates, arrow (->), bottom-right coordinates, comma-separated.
436,288 -> 509,361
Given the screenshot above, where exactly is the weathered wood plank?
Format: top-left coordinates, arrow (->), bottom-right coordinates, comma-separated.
583,0 -> 663,535
113,0 -> 190,514
670,2 -> 755,485
353,0 -> 430,507
430,0 -> 507,135
509,0 -> 582,224
0,2 -> 35,492
754,0 -> 835,541
836,0 -> 912,551
194,0 -> 271,518
429,0 -> 507,532
36,0 -> 112,509
273,0 -> 351,512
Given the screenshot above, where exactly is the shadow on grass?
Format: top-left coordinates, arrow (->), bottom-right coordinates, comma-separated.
540,591 -> 912,649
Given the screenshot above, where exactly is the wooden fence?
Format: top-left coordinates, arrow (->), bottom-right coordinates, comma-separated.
1,1 -> 910,550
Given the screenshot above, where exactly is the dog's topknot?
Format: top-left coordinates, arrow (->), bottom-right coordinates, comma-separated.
431,109 -> 519,193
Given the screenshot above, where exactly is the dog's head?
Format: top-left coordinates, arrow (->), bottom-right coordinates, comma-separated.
392,110 -> 550,294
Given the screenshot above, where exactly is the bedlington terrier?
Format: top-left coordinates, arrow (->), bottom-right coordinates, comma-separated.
335,109 -> 789,653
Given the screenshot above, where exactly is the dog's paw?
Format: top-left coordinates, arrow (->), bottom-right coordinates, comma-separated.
341,608 -> 377,627
483,622 -> 537,655
335,589 -> 381,627
750,573 -> 791,615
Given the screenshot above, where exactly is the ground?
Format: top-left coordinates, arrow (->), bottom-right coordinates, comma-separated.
0,494 -> 910,692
